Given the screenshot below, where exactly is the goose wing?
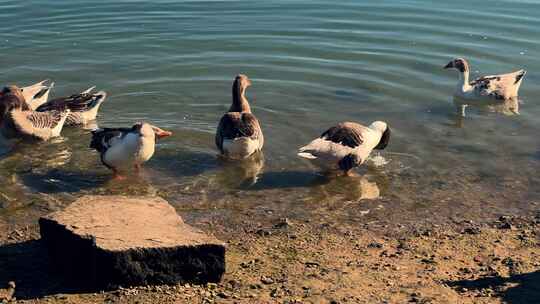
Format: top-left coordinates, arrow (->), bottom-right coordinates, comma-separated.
471,70 -> 526,99
37,90 -> 106,113
215,112 -> 263,153
21,80 -> 54,110
298,122 -> 367,159
9,110 -> 68,139
320,122 -> 366,148
90,127 -> 133,153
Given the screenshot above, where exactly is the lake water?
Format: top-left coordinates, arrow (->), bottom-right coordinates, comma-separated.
1,0 -> 539,228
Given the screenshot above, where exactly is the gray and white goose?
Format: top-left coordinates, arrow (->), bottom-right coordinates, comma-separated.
0,85 -> 70,141
35,86 -> 107,126
298,121 -> 390,176
215,74 -> 264,159
90,122 -> 172,180
444,58 -> 526,102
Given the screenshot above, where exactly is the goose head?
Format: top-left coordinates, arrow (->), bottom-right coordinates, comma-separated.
370,121 -> 391,150
234,74 -> 252,91
230,74 -> 253,112
0,85 -> 29,119
132,122 -> 173,140
444,58 -> 470,73
1,85 -> 26,103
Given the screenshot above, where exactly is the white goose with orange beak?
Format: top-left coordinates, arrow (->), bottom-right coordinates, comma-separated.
444,58 -> 526,102
90,122 -> 172,179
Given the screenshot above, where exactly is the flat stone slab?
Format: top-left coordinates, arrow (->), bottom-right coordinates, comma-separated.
39,195 -> 225,288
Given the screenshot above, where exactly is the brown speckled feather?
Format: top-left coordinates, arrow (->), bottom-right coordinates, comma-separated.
471,70 -> 526,100
37,91 -> 107,125
8,109 -> 68,140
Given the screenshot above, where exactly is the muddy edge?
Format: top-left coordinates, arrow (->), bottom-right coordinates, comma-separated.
1,206 -> 539,304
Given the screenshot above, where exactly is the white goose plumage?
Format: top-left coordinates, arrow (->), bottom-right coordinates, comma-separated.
90,122 -> 172,179
444,58 -> 526,104
298,121 -> 390,176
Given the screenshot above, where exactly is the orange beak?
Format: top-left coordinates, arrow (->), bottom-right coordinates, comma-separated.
151,126 -> 172,139
155,129 -> 173,139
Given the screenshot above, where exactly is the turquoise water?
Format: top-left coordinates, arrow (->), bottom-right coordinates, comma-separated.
1,0 -> 540,226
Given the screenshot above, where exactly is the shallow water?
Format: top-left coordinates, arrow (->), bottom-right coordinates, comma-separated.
1,0 -> 540,227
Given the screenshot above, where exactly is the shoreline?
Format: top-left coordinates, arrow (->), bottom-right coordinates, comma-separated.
1,204 -> 538,303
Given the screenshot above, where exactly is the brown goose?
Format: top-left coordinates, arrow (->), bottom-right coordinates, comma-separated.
298,121 -> 390,176
0,85 -> 70,141
444,58 -> 526,102
215,74 -> 264,159
36,86 -> 107,126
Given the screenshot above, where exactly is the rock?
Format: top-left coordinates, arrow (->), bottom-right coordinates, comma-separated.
0,281 -> 16,303
217,291 -> 230,299
261,276 -> 274,284
39,195 -> 226,288
256,228 -> 272,236
274,218 -> 292,229
499,222 -> 514,230
462,227 -> 481,235
367,242 -> 383,249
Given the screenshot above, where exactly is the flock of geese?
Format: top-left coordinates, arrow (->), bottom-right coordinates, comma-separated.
0,58 -> 526,180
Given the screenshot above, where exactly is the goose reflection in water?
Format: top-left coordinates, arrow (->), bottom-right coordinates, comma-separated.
453,96 -> 520,128
0,136 -> 73,169
454,96 -> 520,117
214,152 -> 265,188
310,174 -> 381,202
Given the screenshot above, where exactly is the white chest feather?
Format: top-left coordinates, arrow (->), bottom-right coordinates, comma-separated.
103,133 -> 155,169
223,137 -> 261,159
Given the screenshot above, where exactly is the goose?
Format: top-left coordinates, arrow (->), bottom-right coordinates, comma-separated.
20,80 -> 54,110
215,74 -> 263,159
0,85 -> 70,141
444,58 -> 526,104
35,86 -> 107,126
90,122 -> 172,180
298,121 -> 390,176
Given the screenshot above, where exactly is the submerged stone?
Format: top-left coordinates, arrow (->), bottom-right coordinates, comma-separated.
39,195 -> 225,288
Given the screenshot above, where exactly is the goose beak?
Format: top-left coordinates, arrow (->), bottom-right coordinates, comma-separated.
444,61 -> 454,69
154,128 -> 173,139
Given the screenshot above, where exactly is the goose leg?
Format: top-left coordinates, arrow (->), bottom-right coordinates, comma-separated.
112,168 -> 126,181
134,163 -> 142,175
456,104 -> 467,117
344,169 -> 358,177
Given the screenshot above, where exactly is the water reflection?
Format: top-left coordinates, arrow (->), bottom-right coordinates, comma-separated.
309,174 -> 381,202
453,96 -> 520,118
214,152 -> 265,188
0,137 -> 73,170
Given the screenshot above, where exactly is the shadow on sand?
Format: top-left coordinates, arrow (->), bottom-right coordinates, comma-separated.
447,271 -> 540,303
0,240 -> 89,300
